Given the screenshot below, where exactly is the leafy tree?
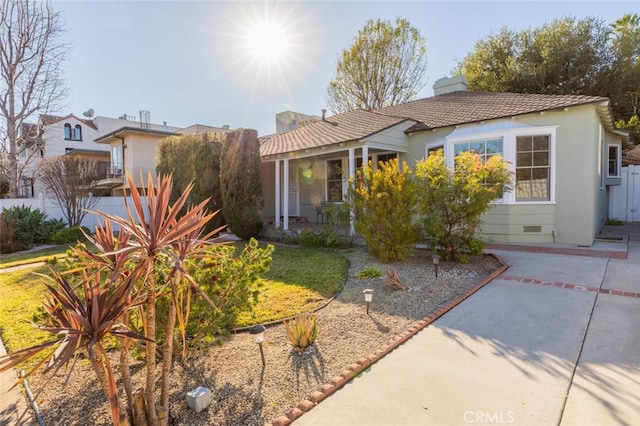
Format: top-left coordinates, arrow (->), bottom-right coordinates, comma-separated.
609,13 -> 640,121
327,17 -> 427,113
220,128 -> 263,239
348,159 -> 417,262
0,1 -> 68,198
37,156 -> 102,227
156,132 -> 225,231
415,150 -> 512,261
456,16 -> 611,98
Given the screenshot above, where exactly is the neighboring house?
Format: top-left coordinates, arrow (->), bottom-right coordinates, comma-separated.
260,76 -> 628,247
94,121 -> 231,196
17,109 -> 230,198
19,113 -> 104,197
276,111 -> 322,135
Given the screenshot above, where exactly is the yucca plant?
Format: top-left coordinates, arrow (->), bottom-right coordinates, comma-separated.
0,268 -> 148,426
284,314 -> 318,353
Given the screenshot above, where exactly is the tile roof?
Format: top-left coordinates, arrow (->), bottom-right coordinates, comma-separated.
623,144 -> 640,165
260,91 -> 610,157
260,109 -> 411,157
40,113 -> 98,130
378,91 -> 608,132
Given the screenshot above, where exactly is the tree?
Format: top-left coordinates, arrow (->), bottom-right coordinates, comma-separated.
327,17 -> 427,113
37,156 -> 101,227
220,128 -> 263,239
348,159 -> 417,262
609,13 -> 640,121
0,1 -> 68,198
156,132 -> 226,231
415,150 -> 512,261
456,17 -> 611,98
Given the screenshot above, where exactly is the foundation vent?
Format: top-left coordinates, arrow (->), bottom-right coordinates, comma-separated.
523,225 -> 542,233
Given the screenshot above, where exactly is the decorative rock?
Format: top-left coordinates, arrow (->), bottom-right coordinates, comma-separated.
186,386 -> 212,413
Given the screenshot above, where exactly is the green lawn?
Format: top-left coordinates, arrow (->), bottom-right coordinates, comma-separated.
0,243 -> 348,352
0,245 -> 71,268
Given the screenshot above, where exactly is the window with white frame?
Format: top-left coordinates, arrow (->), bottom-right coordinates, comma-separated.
64,123 -> 72,140
73,125 -> 82,141
608,145 -> 620,178
516,135 -> 550,201
326,159 -> 343,201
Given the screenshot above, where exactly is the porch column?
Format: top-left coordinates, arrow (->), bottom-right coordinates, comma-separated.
283,158 -> 290,231
362,145 -> 369,169
275,160 -> 281,229
348,148 -> 355,235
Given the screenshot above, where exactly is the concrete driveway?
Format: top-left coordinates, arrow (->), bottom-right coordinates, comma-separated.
294,239 -> 640,425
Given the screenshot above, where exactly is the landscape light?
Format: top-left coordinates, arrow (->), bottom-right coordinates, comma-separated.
432,254 -> 440,278
363,289 -> 374,315
249,324 -> 266,366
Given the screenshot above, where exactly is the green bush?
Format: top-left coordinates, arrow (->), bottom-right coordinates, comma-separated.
348,159 -> 417,262
220,129 -> 263,239
50,226 -> 90,244
415,150 -> 512,261
297,226 -> 350,249
0,214 -> 20,253
182,238 -> 274,339
1,205 -> 49,249
357,266 -> 382,279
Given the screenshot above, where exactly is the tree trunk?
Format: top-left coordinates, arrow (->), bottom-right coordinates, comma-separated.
159,280 -> 178,426
145,283 -> 158,425
132,390 -> 148,426
120,336 -> 133,422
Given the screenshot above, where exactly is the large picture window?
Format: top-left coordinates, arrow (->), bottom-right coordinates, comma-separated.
516,135 -> 550,201
326,159 -> 343,201
454,138 -> 503,162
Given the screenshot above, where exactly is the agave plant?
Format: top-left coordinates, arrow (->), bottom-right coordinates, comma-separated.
0,268 -> 149,426
284,314 -> 318,353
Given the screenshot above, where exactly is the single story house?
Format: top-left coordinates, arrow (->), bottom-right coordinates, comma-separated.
259,76 -> 628,247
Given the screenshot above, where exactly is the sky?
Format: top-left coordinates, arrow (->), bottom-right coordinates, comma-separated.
55,0 -> 640,136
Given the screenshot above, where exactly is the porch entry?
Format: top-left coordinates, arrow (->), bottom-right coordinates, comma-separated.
280,161 -> 299,216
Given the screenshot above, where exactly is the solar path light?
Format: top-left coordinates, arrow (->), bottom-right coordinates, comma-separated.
249,324 -> 266,366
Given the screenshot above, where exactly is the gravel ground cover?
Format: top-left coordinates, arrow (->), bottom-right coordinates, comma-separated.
31,246 -> 502,425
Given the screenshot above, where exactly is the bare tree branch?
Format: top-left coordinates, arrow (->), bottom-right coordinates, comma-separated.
0,0 -> 69,198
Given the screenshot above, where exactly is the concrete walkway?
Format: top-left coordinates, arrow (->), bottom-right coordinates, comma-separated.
0,337 -> 34,426
295,240 -> 640,425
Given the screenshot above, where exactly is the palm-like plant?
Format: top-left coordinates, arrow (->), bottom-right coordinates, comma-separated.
95,172 -> 219,426
0,268 -> 148,426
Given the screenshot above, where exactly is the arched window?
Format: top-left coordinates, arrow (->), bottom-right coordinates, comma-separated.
73,125 -> 82,141
64,123 -> 72,140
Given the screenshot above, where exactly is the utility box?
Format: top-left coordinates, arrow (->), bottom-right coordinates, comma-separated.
186,386 -> 212,413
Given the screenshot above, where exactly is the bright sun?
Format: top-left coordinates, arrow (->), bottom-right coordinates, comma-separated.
245,21 -> 289,64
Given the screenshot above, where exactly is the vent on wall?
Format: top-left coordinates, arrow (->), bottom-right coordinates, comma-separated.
523,225 -> 542,233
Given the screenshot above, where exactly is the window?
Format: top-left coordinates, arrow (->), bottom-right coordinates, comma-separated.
427,145 -> 444,157
376,153 -> 397,164
326,159 -> 343,201
608,145 -> 620,178
453,138 -> 503,162
73,125 -> 82,141
64,123 -> 72,140
516,135 -> 550,201
111,145 -> 123,177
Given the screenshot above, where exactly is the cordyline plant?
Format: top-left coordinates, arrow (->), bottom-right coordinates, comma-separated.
0,172 -> 224,426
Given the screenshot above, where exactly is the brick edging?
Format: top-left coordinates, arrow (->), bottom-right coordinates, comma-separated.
268,254 -> 509,426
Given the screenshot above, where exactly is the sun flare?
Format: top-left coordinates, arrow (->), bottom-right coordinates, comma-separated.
245,21 -> 290,64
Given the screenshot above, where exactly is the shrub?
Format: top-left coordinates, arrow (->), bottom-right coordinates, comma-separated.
41,218 -> 67,242
284,313 -> 318,353
357,266 -> 382,279
415,150 -> 512,261
348,159 -> 417,262
182,238 -> 274,337
50,226 -> 90,244
0,214 -> 21,253
1,205 -> 48,249
298,226 -> 350,249
220,128 -> 263,239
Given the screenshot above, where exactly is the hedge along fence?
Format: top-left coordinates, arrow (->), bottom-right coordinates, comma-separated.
0,194 -> 139,232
